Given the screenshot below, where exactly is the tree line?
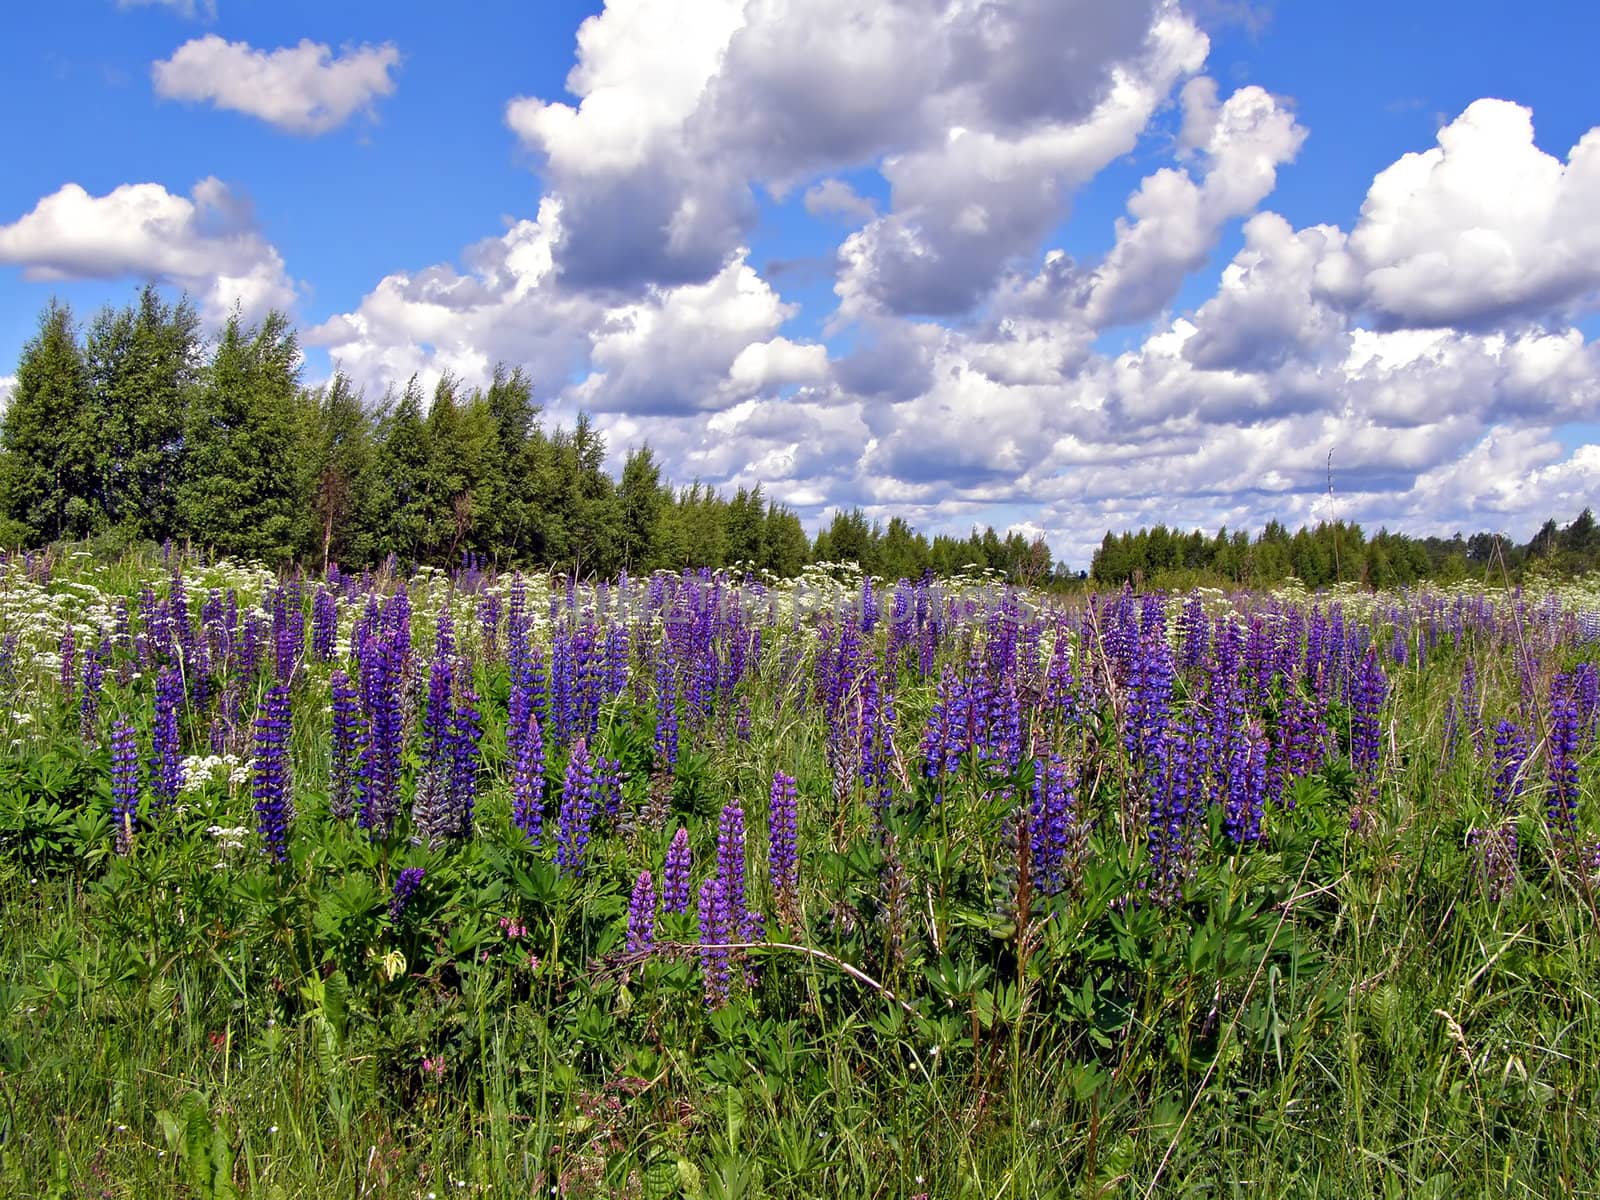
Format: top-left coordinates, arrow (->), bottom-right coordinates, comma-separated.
1091,511 -> 1600,589
0,292 -> 1060,581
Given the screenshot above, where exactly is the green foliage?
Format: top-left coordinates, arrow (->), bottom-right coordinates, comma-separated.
175,310 -> 305,564
0,302 -> 99,542
2,550 -> 1598,1194
1092,511 -> 1600,589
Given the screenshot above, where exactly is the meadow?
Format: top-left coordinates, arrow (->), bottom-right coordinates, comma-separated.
0,545 -> 1597,1198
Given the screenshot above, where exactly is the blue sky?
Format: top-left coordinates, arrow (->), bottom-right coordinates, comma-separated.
2,0 -> 1598,566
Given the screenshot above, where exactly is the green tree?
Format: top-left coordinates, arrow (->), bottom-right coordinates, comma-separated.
84,286 -> 201,540
726,485 -> 767,569
761,501 -> 810,576
617,445 -> 666,571
175,310 -> 305,562
368,378 -> 431,565
421,374 -> 470,561
0,302 -> 102,543
306,372 -> 374,571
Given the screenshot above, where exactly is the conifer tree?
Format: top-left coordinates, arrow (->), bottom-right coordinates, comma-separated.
85,286 -> 200,540
175,310 -> 304,563
0,302 -> 101,543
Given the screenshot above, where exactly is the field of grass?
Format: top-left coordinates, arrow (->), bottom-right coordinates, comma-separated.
1,545 -> 1597,1198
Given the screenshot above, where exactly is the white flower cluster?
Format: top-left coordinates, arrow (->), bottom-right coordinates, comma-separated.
207,825 -> 250,866
179,753 -> 243,794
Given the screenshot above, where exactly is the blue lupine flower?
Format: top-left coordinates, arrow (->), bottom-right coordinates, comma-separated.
556,738 -> 595,877
663,827 -> 692,914
150,666 -> 183,811
329,668 -> 363,821
389,866 -> 426,920
252,684 -> 294,863
511,707 -> 545,846
768,770 -> 799,907
627,870 -> 656,955
111,719 -> 139,855
698,877 -> 732,1009
1547,687 -> 1581,843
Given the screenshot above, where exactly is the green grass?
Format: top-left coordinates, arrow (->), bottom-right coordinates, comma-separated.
0,561 -> 1598,1197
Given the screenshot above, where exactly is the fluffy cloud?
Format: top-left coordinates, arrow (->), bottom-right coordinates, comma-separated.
0,178 -> 294,321
312,8 -> 1600,564
309,202 -> 829,426
803,179 -> 876,224
571,256 -> 819,414
834,7 -> 1209,317
506,0 -> 1203,298
309,199 -> 600,399
0,374 -> 15,416
1318,99 -> 1600,328
153,36 -> 400,135
1082,82 -> 1305,328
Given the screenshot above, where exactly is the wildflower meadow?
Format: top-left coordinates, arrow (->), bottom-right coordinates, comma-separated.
2,544 -> 1598,1197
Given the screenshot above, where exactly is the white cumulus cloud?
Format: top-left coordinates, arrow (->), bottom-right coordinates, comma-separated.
505,0 -> 1203,299
0,178 -> 294,322
1318,99 -> 1600,328
153,35 -> 400,135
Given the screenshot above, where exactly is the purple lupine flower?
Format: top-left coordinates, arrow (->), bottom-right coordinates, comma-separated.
983,671 -> 1021,776
1224,721 -> 1270,845
1571,662 -> 1600,753
1489,719 -> 1529,815
447,683 -> 481,838
1547,688 -> 1581,844
604,625 -> 629,699
858,668 -> 888,805
312,587 -> 338,661
1042,620 -> 1077,719
79,638 -> 107,744
433,602 -> 456,663
921,663 -> 971,801
511,708 -> 545,846
768,770 -> 799,907
239,610 -> 265,679
423,654 -> 455,777
169,567 -> 195,671
111,718 -> 139,855
389,866 -> 426,921
1125,625 -> 1175,777
1349,647 -> 1387,787
1148,714 -> 1201,905
1178,594 -> 1208,674
698,877 -> 732,1009
1027,754 -> 1075,896
329,668 -> 363,821
272,582 -> 304,683
556,739 -> 595,877
252,684 -> 294,863
507,576 -> 529,679
149,666 -> 183,811
627,870 -> 656,955
1243,616 -> 1276,707
663,827 -> 692,914
357,606 -> 408,838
